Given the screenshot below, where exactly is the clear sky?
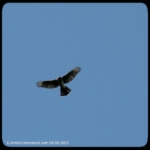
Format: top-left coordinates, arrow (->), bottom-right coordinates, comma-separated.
2,3 -> 148,147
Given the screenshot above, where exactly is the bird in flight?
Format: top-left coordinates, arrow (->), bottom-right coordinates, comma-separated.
36,67 -> 81,96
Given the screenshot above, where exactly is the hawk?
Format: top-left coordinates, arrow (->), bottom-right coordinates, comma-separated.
36,67 -> 81,96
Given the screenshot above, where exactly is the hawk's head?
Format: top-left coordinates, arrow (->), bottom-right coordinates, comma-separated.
57,76 -> 61,80
57,76 -> 62,83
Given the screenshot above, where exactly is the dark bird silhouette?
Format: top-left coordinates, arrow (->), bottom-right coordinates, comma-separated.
36,67 -> 81,96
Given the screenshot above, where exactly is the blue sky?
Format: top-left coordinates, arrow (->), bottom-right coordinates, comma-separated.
2,3 -> 148,147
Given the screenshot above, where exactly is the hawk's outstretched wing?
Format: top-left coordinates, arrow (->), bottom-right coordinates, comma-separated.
36,79 -> 59,89
62,67 -> 81,84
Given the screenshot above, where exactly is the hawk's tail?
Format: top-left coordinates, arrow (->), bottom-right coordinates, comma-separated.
60,86 -> 71,96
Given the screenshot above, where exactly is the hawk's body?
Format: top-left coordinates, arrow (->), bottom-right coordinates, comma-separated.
36,67 -> 81,96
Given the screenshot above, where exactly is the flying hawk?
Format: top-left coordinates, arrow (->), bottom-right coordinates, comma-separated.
36,67 -> 81,96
